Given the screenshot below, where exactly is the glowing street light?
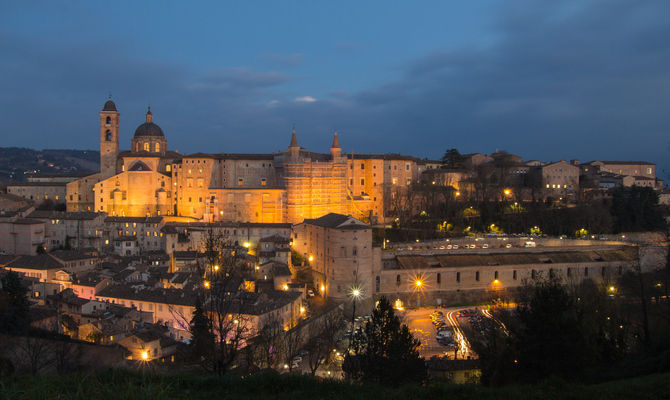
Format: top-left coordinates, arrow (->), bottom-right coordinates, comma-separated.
282,283 -> 289,291
213,264 -> 219,272
141,351 -> 148,360
204,281 -> 210,289
352,288 -> 361,298
504,188 -> 511,196
415,279 -> 423,288
243,242 -> 250,248
308,255 -> 314,262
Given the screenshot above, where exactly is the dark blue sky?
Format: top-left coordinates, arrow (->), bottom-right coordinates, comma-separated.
1,1 -> 669,175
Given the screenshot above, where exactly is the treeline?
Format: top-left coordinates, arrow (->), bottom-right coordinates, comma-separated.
469,259 -> 670,386
384,186 -> 666,242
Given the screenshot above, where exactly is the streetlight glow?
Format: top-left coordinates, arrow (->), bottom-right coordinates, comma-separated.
352,289 -> 361,298
213,264 -> 219,271
141,351 -> 148,360
204,281 -> 210,289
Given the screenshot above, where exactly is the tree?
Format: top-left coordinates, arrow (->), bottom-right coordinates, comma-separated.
0,271 -> 30,334
283,327 -> 304,373
257,317 -> 285,369
441,148 -> 466,169
342,297 -> 425,386
189,295 -> 213,362
305,311 -> 344,376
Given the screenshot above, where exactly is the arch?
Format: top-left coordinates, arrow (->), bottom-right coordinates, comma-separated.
105,130 -> 112,141
105,116 -> 111,124
143,142 -> 150,152
136,143 -> 140,152
155,142 -> 160,152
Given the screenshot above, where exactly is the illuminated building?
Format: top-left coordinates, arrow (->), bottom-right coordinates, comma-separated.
66,99 -> 430,223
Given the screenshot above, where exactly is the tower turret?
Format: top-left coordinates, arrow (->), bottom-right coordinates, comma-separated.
288,124 -> 300,159
100,97 -> 120,179
330,129 -> 341,158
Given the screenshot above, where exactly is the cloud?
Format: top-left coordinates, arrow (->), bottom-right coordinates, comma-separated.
259,53 -> 304,67
2,0 -> 670,174
294,96 -> 316,103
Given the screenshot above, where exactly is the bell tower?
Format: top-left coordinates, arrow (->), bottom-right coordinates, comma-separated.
100,97 -> 120,180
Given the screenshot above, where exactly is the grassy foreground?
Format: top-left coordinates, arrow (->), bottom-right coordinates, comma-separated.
1,369 -> 670,400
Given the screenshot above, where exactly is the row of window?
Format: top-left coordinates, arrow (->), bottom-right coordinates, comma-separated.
383,265 -> 624,290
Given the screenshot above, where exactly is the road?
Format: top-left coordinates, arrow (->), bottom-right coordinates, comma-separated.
399,307 -> 476,360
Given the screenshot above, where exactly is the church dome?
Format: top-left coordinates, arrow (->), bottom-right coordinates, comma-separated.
102,100 -> 117,111
133,122 -> 164,138
133,107 -> 164,138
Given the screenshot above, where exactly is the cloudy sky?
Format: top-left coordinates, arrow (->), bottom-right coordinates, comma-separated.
1,1 -> 669,174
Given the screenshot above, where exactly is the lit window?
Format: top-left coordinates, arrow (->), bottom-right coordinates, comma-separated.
144,142 -> 150,152
155,143 -> 160,152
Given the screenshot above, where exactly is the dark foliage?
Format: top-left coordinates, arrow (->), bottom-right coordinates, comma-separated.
343,297 -> 425,386
0,271 -> 30,334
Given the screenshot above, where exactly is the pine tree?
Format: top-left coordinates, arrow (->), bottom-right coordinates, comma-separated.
0,271 -> 30,334
343,297 -> 425,386
189,296 -> 213,362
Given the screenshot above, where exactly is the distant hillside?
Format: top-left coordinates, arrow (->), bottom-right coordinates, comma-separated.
0,147 -> 99,183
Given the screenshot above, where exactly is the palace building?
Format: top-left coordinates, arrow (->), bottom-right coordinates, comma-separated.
66,99 -> 429,224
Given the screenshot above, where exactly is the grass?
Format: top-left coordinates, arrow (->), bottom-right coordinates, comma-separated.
1,369 -> 670,399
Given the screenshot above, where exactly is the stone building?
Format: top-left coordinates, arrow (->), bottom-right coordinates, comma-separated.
292,213 -> 380,301
66,99 -> 431,224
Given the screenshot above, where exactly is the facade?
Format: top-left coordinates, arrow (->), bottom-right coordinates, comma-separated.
66,99 -> 438,225
374,246 -> 638,307
27,210 -> 105,250
0,218 -> 46,255
292,213 -> 378,300
7,182 -> 67,204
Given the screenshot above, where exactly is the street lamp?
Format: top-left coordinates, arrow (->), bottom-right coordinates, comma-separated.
349,285 -> 363,326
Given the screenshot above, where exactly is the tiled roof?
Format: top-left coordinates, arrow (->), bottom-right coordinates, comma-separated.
302,213 -> 369,229
28,210 -> 101,220
6,255 -> 64,270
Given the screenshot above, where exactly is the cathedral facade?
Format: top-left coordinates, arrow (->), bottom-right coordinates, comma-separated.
66,99 -> 431,224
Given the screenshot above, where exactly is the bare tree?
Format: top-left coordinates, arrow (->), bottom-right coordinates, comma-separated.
284,326 -> 304,373
12,336 -> 54,375
256,316 -> 285,369
305,311 -> 344,376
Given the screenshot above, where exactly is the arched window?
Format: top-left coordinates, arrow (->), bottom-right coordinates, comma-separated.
136,143 -> 140,152
155,142 -> 160,152
105,130 -> 112,141
106,116 -> 111,124
165,164 -> 171,172
144,142 -> 150,152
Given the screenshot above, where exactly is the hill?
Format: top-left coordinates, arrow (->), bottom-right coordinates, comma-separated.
0,147 -> 98,183
1,369 -> 669,400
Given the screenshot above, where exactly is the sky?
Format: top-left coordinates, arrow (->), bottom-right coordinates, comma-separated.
1,1 -> 669,175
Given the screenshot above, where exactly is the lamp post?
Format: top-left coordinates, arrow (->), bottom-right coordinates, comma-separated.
351,288 -> 361,325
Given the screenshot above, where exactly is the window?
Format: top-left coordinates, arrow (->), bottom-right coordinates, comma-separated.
238,178 -> 244,186
494,271 -> 499,279
155,143 -> 160,152
513,270 -> 517,280
584,267 -> 589,277
261,178 -> 267,186
567,268 -> 572,277
475,271 -> 480,281
396,275 -> 401,286
106,116 -> 111,124
456,272 -> 460,283
532,270 -> 536,279
105,130 -> 112,141
166,164 -> 171,172
144,142 -> 150,152
360,163 -> 364,170
375,276 -> 380,292
360,178 -> 365,185
437,273 -> 441,284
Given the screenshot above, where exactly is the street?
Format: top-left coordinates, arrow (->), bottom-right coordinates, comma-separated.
399,307 -> 476,360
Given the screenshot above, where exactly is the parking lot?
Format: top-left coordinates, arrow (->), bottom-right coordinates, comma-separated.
399,307 -> 477,360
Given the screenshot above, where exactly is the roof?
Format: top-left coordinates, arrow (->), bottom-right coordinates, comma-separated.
6,255 -> 64,270
103,100 -> 117,112
181,153 -> 276,161
598,161 -> 654,166
7,182 -> 67,187
388,247 -> 638,270
105,216 -> 163,224
50,249 -> 99,261
11,218 -> 43,225
97,285 -> 199,307
27,210 -> 101,220
302,213 -> 369,230
134,122 -> 164,138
